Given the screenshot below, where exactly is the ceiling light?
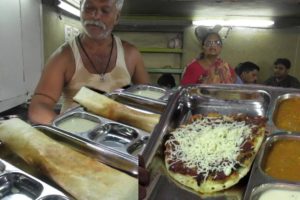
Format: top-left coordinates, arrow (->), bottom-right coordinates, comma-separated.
192,19 -> 274,28
58,0 -> 80,17
64,0 -> 80,8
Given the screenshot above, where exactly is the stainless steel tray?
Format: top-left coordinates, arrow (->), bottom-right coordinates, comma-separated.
142,84 -> 300,200
51,106 -> 150,176
122,84 -> 173,102
243,133 -> 300,200
108,84 -> 174,114
0,159 -> 71,200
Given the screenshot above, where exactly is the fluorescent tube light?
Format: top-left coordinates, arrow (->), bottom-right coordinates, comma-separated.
192,19 -> 274,28
65,0 -> 80,8
58,0 -> 80,17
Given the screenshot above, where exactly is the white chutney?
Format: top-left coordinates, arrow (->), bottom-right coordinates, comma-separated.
57,117 -> 99,134
258,189 -> 300,200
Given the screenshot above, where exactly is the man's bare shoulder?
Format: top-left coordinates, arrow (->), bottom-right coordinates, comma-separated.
45,41 -> 76,73
121,40 -> 139,54
120,39 -> 148,83
48,42 -> 74,63
44,41 -> 76,81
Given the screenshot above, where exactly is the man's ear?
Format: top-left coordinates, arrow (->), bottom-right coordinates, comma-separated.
114,12 -> 120,25
240,71 -> 247,79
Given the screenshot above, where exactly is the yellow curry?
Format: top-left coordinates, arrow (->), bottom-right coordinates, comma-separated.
264,139 -> 300,182
274,97 -> 300,132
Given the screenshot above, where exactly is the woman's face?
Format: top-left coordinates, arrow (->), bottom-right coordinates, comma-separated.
202,34 -> 222,57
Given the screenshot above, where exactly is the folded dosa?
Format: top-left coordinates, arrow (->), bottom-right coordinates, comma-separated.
0,118 -> 137,200
73,87 -> 160,133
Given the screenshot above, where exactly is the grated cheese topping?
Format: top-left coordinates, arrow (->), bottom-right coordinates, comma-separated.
166,116 -> 255,180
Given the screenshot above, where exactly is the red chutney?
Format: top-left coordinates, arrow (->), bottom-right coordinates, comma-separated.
274,97 -> 300,132
264,139 -> 300,182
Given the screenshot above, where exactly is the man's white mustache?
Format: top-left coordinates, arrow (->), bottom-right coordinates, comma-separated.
83,20 -> 106,29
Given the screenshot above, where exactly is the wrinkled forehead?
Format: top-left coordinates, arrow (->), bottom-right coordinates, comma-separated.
81,0 -> 116,5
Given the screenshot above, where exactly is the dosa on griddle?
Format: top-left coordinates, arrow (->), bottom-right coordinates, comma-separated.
0,118 -> 137,200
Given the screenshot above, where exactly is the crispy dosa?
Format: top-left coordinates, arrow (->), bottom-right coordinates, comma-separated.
73,87 -> 160,133
0,118 -> 137,200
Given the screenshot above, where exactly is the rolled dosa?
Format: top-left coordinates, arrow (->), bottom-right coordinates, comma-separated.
73,87 -> 160,133
0,118 -> 137,200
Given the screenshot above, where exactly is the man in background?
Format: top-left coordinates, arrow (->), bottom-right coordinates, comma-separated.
157,73 -> 176,88
235,61 -> 260,84
264,58 -> 300,88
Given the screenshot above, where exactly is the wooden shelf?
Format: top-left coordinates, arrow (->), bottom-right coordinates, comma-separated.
147,67 -> 183,74
138,47 -> 183,53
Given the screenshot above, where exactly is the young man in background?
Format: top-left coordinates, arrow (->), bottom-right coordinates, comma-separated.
264,58 -> 300,88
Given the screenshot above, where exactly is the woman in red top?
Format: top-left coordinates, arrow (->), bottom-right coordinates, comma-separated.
181,32 -> 236,85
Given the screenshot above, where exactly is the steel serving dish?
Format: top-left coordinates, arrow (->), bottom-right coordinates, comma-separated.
142,84 -> 300,200
269,93 -> 300,133
0,159 -> 71,200
121,84 -> 173,102
108,84 -> 175,114
243,91 -> 300,200
243,133 -> 300,200
51,106 -> 150,176
249,183 -> 300,200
